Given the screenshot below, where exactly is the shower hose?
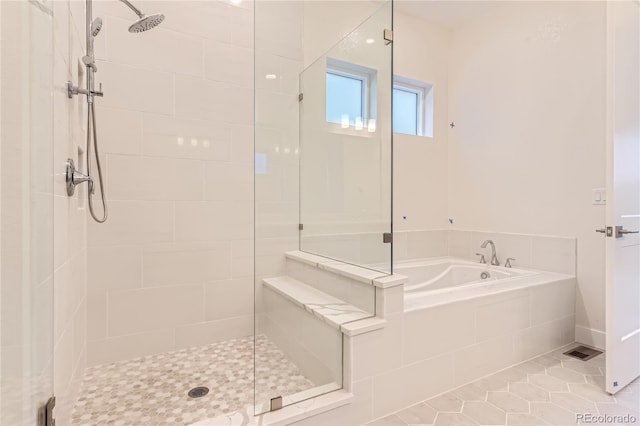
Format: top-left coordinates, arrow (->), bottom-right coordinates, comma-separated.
87,102 -> 108,223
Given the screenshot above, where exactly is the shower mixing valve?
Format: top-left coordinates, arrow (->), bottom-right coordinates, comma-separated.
67,81 -> 104,102
66,159 -> 93,196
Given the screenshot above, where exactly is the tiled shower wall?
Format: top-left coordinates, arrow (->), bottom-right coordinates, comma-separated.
86,0 -> 255,366
51,0 -> 93,422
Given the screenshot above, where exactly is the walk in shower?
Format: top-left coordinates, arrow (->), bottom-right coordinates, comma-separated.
1,0 -> 394,424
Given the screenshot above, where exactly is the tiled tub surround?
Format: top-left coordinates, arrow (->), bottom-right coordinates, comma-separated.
300,229 -> 577,276
70,335 -> 314,426
280,245 -> 576,425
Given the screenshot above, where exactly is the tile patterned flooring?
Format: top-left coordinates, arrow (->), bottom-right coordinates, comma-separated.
71,335 -> 314,426
367,345 -> 640,426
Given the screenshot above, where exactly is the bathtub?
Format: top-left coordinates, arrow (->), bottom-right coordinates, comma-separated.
396,257 -> 571,312
399,257 -> 533,291
396,256 -> 577,394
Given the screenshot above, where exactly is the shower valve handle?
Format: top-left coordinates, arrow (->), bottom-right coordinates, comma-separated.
66,159 -> 94,196
94,83 -> 104,97
67,81 -> 104,100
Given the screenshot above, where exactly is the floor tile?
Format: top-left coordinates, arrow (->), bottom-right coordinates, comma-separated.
529,402 -> 575,425
596,402 -> 640,419
453,383 -> 488,402
546,367 -> 587,384
376,344 -> 628,426
487,392 -> 529,413
462,400 -> 507,425
549,392 -> 597,414
561,361 -> 602,376
395,402 -> 438,425
434,413 -> 479,425
426,393 -> 464,412
512,361 -> 547,375
71,335 -> 314,425
532,355 -> 562,369
366,414 -> 408,426
506,413 -> 549,425
529,374 -> 570,392
508,383 -> 550,402
585,375 -> 606,389
569,384 -> 616,403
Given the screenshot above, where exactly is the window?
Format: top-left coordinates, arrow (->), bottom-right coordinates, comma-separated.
325,58 -> 376,129
393,77 -> 434,137
393,87 -> 419,135
326,73 -> 364,126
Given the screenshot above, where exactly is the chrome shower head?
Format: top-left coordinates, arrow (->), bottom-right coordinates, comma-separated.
128,13 -> 165,33
91,17 -> 103,37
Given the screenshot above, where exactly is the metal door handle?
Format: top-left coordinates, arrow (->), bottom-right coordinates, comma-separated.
596,228 -> 606,233
615,226 -> 639,238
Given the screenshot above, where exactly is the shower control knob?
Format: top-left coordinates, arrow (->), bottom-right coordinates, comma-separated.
66,158 -> 93,196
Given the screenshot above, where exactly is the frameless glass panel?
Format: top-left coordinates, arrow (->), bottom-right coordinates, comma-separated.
254,0 -> 344,416
393,88 -> 419,135
300,2 -> 393,275
1,1 -> 55,423
254,0 -> 392,417
326,73 -> 364,125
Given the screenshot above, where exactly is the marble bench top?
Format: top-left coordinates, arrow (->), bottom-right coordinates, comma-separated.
263,276 -> 373,330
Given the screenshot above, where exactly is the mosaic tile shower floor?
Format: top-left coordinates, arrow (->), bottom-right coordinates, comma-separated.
71,335 -> 314,426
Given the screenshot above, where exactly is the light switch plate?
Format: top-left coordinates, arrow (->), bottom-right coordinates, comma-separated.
592,188 -> 606,205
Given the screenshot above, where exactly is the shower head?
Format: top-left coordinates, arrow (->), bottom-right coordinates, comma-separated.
118,0 -> 164,33
91,17 -> 103,37
128,13 -> 165,33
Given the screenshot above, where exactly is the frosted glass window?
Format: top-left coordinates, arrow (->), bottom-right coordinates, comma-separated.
326,72 -> 363,125
393,88 -> 419,135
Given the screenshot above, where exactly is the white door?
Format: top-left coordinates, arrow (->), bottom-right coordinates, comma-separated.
605,0 -> 640,395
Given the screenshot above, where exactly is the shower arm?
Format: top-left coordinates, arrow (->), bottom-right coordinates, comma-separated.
118,0 -> 145,18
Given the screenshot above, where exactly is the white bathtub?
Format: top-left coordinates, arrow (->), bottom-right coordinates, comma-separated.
399,258 -> 532,292
395,257 -> 568,311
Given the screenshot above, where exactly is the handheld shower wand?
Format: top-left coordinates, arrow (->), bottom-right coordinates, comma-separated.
66,0 -> 165,223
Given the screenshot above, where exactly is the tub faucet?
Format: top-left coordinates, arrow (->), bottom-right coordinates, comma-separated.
480,240 -> 500,266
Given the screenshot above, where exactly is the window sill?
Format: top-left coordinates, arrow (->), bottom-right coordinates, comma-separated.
327,122 -> 377,139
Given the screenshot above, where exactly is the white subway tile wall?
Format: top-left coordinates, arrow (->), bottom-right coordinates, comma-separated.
50,0 -> 89,424
86,0 -> 256,366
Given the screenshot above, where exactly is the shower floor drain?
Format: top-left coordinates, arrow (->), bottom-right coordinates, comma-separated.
187,387 -> 210,398
563,345 -> 603,361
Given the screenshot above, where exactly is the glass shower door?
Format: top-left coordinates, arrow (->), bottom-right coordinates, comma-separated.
1,0 -> 55,424
299,2 -> 393,275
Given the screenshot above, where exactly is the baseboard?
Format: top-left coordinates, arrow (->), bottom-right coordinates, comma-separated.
575,325 -> 606,350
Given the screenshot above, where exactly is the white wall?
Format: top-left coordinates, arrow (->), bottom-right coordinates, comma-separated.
447,2 -> 607,343
389,2 -> 608,344
393,12 -> 450,232
85,0 -> 254,366
302,1 -> 384,70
